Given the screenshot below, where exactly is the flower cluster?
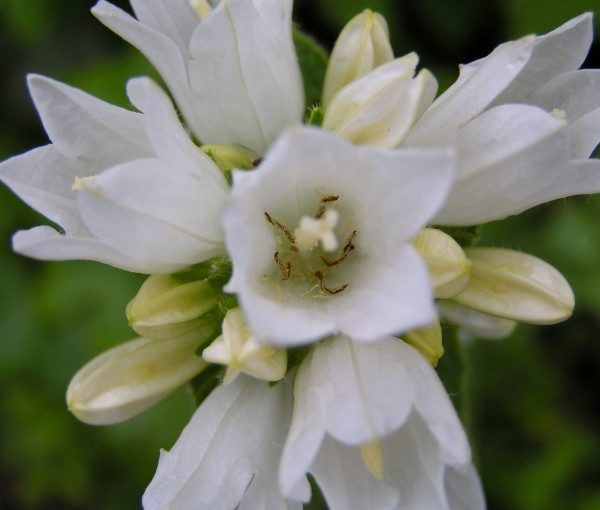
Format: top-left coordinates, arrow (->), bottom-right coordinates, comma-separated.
1,1 -> 599,509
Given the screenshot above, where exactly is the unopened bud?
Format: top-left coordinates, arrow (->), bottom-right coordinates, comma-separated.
190,0 -> 211,19
323,9 -> 394,107
404,320 -> 444,366
202,308 -> 287,384
323,54 -> 438,148
437,301 -> 517,340
454,248 -> 575,324
412,228 -> 471,299
127,274 -> 217,339
67,331 -> 208,425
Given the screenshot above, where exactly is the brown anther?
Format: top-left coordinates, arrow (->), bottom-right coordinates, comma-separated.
321,230 -> 357,267
315,195 -> 339,219
264,212 -> 298,251
315,271 -> 348,295
253,157 -> 263,167
274,252 -> 291,280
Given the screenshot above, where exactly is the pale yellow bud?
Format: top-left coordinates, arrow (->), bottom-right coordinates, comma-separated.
412,228 -> 471,299
190,0 -> 212,19
360,441 -> 384,480
322,9 -> 394,107
201,144 -> 257,176
127,274 -> 217,339
202,308 -> 287,384
404,320 -> 444,366
323,54 -> 438,148
454,248 -> 575,325
67,331 -> 208,425
437,301 -> 517,340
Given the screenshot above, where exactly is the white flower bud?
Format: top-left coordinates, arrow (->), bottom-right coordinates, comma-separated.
454,248 -> 575,324
323,54 -> 438,148
67,331 -> 208,425
323,9 -> 394,107
404,320 -> 444,366
412,228 -> 471,299
126,274 -> 217,339
437,301 -> 517,340
202,308 -> 287,384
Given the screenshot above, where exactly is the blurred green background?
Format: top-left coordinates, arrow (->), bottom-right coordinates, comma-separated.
0,0 -> 599,508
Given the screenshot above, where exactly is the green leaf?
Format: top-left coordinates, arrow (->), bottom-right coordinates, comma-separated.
293,27 -> 329,109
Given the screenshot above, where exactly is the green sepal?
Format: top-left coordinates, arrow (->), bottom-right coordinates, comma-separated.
433,225 -> 481,248
287,345 -> 312,372
306,105 -> 324,126
293,26 -> 329,110
188,364 -> 225,409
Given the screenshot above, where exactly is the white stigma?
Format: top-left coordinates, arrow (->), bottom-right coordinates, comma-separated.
294,208 -> 340,252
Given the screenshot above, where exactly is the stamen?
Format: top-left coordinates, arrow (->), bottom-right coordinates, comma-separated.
264,212 -> 298,251
273,252 -> 291,280
322,230 -> 357,266
315,271 -> 348,295
315,195 -> 339,219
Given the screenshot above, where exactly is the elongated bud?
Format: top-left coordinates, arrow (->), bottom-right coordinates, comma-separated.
127,274 -> 217,339
454,248 -> 575,324
412,228 -> 471,299
404,320 -> 444,366
437,301 -> 517,340
202,308 -> 287,384
323,54 -> 438,148
323,9 -> 394,107
67,331 -> 208,425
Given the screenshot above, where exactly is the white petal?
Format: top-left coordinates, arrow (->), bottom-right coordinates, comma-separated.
0,145 -> 89,236
225,127 -> 454,345
27,74 -> 151,168
382,414 -> 448,509
528,70 -> 600,122
445,464 -> 486,510
188,0 -> 304,153
491,13 -> 593,105
143,377 -> 295,510
126,77 -> 227,187
301,337 -> 416,445
569,108 -> 600,158
435,104 -> 572,225
310,437 -> 400,510
129,0 -> 198,55
400,342 -> 470,465
12,226 -> 150,273
76,159 -> 226,271
91,1 -> 201,142
437,301 -> 517,340
407,35 -> 536,146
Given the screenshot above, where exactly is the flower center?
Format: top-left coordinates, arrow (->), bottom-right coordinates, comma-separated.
264,195 -> 357,297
